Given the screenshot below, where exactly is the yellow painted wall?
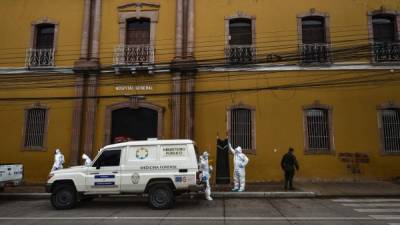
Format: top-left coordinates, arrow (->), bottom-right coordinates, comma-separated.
194,70 -> 400,182
0,77 -> 75,183
191,0 -> 400,182
194,0 -> 400,62
0,0 -> 83,67
94,73 -> 173,154
0,0 -> 400,183
100,0 -> 176,66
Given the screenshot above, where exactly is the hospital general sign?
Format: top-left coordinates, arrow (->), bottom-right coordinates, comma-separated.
115,85 -> 153,91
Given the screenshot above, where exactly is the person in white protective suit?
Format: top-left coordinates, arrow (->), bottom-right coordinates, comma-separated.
228,143 -> 249,192
199,151 -> 213,201
51,149 -> 65,172
82,154 -> 92,166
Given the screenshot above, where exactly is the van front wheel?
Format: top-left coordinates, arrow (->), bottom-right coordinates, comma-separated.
51,184 -> 77,210
148,184 -> 175,209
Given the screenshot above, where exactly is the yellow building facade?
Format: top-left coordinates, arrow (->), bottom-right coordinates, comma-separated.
0,0 -> 399,183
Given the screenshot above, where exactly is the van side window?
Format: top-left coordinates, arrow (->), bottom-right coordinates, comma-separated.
93,150 -> 121,167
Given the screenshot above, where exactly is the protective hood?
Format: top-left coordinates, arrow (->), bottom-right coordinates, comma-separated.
235,146 -> 242,154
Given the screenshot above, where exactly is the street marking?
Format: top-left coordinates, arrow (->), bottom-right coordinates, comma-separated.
355,208 -> 400,213
333,199 -> 400,203
0,217 -> 376,221
343,203 -> 400,207
370,215 -> 400,220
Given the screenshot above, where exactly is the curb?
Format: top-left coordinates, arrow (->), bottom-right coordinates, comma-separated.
212,191 -> 317,198
0,192 -> 317,200
1,192 -> 399,200
0,193 -> 50,200
313,194 -> 400,198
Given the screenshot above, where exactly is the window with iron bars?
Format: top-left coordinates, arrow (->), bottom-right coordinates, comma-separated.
24,108 -> 47,149
305,108 -> 332,152
380,109 -> 400,153
229,108 -> 253,150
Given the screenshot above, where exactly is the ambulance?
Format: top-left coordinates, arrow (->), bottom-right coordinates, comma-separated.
46,139 -> 202,209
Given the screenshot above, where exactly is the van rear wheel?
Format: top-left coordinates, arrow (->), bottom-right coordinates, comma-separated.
148,184 -> 175,209
51,184 -> 77,210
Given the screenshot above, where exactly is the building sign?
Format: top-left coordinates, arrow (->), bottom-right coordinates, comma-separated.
162,146 -> 187,158
115,85 -> 153,91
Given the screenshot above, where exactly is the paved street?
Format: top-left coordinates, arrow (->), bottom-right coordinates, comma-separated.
0,197 -> 400,225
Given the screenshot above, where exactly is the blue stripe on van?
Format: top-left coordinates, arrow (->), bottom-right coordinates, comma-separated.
94,182 -> 115,186
94,175 -> 115,179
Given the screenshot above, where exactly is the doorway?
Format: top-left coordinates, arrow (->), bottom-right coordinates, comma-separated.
111,107 -> 158,143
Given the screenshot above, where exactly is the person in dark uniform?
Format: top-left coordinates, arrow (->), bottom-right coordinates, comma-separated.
280,148 -> 299,190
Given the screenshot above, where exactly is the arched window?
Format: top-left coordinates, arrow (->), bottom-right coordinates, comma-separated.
27,19 -> 57,68
298,13 -> 330,64
126,18 -> 151,45
115,4 -> 159,66
229,18 -> 252,45
35,24 -> 55,49
372,14 -> 396,43
369,11 -> 400,62
118,18 -> 153,65
301,16 -> 326,44
227,105 -> 255,152
225,16 -> 256,64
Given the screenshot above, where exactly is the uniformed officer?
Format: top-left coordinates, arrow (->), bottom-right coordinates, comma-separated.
280,147 -> 299,190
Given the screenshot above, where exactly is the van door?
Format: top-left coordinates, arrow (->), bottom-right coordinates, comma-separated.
120,145 -> 158,192
86,149 -> 121,193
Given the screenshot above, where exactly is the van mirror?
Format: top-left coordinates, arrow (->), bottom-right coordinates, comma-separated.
96,164 -> 101,170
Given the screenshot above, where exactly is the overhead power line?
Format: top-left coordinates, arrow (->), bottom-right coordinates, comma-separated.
0,70 -> 398,102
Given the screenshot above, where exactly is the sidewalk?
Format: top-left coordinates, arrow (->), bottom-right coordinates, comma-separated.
1,180 -> 399,199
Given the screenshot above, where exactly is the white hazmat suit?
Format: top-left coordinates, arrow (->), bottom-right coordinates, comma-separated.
199,151 -> 213,201
51,149 -> 65,172
82,154 -> 92,166
228,143 -> 249,192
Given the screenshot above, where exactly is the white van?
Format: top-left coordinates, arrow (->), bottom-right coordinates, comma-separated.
0,164 -> 23,190
46,139 -> 202,210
